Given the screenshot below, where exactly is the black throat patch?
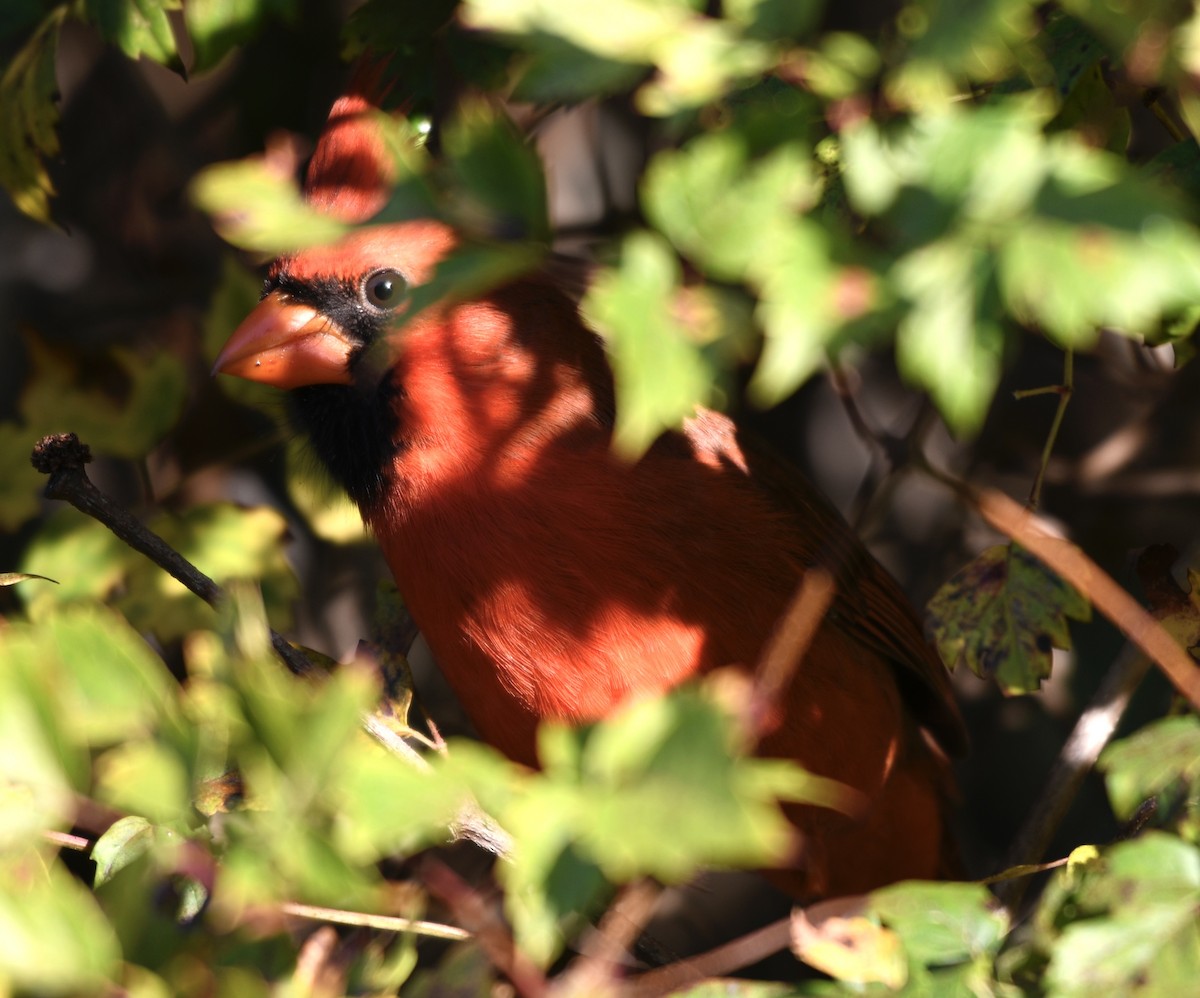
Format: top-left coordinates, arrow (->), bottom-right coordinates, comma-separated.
267,272 -> 405,511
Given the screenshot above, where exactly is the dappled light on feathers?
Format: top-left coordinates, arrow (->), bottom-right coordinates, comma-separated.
304,93 -> 394,222
215,82 -> 966,901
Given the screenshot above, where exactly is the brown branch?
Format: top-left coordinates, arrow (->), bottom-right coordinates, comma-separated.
749,567 -> 836,745
31,433 -> 312,677
994,642 -> 1152,913
920,463 -> 1200,711
556,880 -> 662,994
418,858 -> 548,998
622,915 -> 793,998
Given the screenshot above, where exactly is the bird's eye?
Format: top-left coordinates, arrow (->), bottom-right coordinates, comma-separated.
362,269 -> 407,310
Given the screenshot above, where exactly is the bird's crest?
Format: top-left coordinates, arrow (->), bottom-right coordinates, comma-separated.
304,58 -> 396,222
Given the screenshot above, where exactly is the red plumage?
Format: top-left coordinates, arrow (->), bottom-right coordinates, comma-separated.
214,88 -> 965,899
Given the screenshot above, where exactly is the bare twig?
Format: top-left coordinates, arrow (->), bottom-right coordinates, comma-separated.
280,901 -> 470,941
31,433 -> 314,678
556,880 -> 662,994
994,642 -> 1153,913
623,915 -> 793,998
419,858 -> 548,998
1014,347 -> 1074,511
749,568 -> 836,744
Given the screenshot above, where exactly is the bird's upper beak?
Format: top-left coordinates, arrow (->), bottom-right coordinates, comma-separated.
213,290 -> 356,389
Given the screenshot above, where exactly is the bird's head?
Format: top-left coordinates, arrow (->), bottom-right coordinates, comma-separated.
213,83 -> 461,392
212,83 -> 610,510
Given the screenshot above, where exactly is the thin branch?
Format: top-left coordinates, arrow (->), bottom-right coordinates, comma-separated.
419,858 -> 548,998
556,880 -> 662,994
280,902 -> 470,941
1016,348 -> 1074,511
994,642 -> 1153,913
749,567 -> 836,745
622,915 -> 793,998
918,461 -> 1200,711
31,433 -> 314,678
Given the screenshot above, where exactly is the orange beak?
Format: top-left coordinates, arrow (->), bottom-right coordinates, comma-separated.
213,290 -> 356,389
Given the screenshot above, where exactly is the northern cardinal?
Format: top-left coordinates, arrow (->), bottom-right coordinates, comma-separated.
214,85 -> 966,899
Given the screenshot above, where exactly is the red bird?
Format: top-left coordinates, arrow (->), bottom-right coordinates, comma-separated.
214,88 -> 965,899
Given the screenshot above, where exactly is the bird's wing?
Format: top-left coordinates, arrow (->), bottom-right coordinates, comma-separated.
692,412 -> 968,756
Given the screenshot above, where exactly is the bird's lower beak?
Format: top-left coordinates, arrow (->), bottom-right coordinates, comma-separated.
213,290 -> 356,389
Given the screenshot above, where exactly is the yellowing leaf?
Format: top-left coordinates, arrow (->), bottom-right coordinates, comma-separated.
0,7 -> 64,221
791,900 -> 906,988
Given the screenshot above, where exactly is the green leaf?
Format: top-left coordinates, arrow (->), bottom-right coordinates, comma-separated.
0,422 -> 45,532
19,507 -> 131,615
443,98 -> 549,241
95,740 -> 191,824
999,171 -> 1200,345
870,881 -> 1009,966
19,336 -> 187,459
892,236 -> 1005,434
889,0 -> 1039,104
0,658 -> 78,845
801,32 -> 882,99
119,503 -> 298,641
643,134 -> 817,282
184,0 -> 298,74
0,850 -> 121,993
512,37 -> 646,103
21,503 -> 299,644
791,904 -> 907,988
581,230 -> 713,457
927,542 -> 1092,694
1043,835 -> 1200,997
0,7 -> 64,221
724,0 -> 821,40
1098,715 -> 1200,822
87,0 -> 182,66
464,0 -> 772,113
750,221 -> 879,405
92,815 -> 155,888
191,156 -> 350,254
570,692 -> 843,882
18,603 -> 176,746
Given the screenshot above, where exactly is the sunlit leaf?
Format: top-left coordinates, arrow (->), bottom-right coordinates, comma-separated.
892,236 -> 1005,433
927,542 -> 1091,694
184,0 -> 299,74
1043,834 -> 1200,996
86,0 -> 181,66
791,902 -> 906,988
1099,715 -> 1200,823
0,850 -> 121,993
119,503 -> 298,641
889,0 -> 1039,105
870,881 -> 1009,966
643,134 -> 817,282
191,156 -> 350,254
95,741 -> 191,824
581,230 -> 712,457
